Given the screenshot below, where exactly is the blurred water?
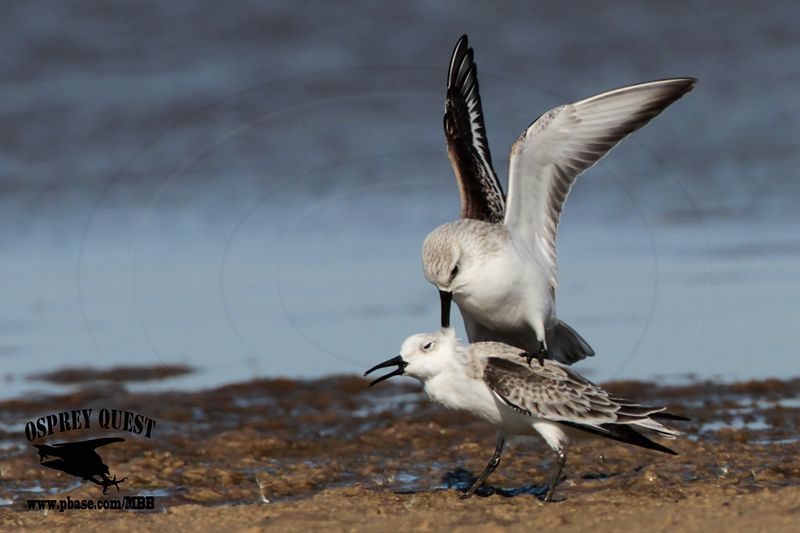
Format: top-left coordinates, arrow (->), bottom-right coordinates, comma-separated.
1,1 -> 799,399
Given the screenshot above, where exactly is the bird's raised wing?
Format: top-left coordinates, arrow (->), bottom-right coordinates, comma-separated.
444,35 -> 505,223
503,78 -> 695,290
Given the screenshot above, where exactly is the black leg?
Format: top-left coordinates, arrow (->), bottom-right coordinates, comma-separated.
543,449 -> 567,502
461,433 -> 505,499
520,340 -> 547,367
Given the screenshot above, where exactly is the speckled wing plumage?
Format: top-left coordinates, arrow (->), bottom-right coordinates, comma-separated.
484,357 -> 624,424
444,35 -> 505,223
479,350 -> 681,440
504,78 -> 696,291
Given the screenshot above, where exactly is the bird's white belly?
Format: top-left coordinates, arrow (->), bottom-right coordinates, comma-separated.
456,251 -> 553,351
423,374 -> 539,437
457,255 -> 529,326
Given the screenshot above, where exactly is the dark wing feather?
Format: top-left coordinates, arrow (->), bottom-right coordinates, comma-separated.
444,35 -> 505,223
560,421 -> 678,455
650,411 -> 691,422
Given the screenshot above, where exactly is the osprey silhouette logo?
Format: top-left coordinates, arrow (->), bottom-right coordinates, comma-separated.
25,408 -> 156,494
34,438 -> 128,494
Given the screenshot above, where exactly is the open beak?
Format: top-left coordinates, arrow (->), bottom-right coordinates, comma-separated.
364,355 -> 407,387
439,290 -> 452,328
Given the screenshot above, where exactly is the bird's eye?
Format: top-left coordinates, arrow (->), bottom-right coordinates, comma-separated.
422,341 -> 433,351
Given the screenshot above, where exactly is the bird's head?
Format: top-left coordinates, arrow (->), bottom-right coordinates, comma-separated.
422,224 -> 465,328
364,329 -> 459,386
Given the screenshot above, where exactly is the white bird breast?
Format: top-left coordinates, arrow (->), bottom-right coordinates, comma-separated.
422,371 -> 540,437
456,244 -> 551,331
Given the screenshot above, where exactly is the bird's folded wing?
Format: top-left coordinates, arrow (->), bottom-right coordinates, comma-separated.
444,35 -> 506,223
503,78 -> 696,291
482,356 -> 665,426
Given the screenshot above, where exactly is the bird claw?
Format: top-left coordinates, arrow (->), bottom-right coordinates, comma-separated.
520,348 -> 545,367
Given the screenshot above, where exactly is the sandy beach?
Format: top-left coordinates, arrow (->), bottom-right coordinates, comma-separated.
2,373 -> 799,531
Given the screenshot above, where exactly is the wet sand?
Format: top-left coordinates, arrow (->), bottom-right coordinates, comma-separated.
1,373 -> 799,531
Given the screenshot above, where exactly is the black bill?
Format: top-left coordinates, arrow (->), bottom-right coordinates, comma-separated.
364,355 -> 407,387
439,290 -> 452,328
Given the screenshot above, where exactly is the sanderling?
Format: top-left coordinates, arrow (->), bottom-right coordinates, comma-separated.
426,35 -> 695,364
365,328 -> 686,501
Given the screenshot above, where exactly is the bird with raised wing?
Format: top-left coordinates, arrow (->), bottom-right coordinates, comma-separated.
425,35 -> 695,364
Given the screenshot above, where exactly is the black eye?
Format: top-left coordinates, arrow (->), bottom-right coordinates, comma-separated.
422,341 -> 433,351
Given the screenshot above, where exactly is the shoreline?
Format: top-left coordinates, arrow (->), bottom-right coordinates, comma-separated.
1,374 -> 798,531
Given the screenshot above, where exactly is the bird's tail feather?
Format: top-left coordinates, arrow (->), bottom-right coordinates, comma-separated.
548,319 -> 594,365
652,411 -> 691,422
630,417 -> 684,439
563,421 -> 679,455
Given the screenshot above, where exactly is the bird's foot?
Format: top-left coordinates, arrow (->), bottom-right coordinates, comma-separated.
519,347 -> 546,367
460,479 -> 481,499
460,479 -> 488,499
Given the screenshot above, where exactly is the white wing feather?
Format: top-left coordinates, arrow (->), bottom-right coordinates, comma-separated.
503,78 -> 695,291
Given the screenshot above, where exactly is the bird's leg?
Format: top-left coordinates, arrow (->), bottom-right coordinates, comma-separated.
543,448 -> 567,502
520,340 -> 546,367
461,432 -> 505,499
